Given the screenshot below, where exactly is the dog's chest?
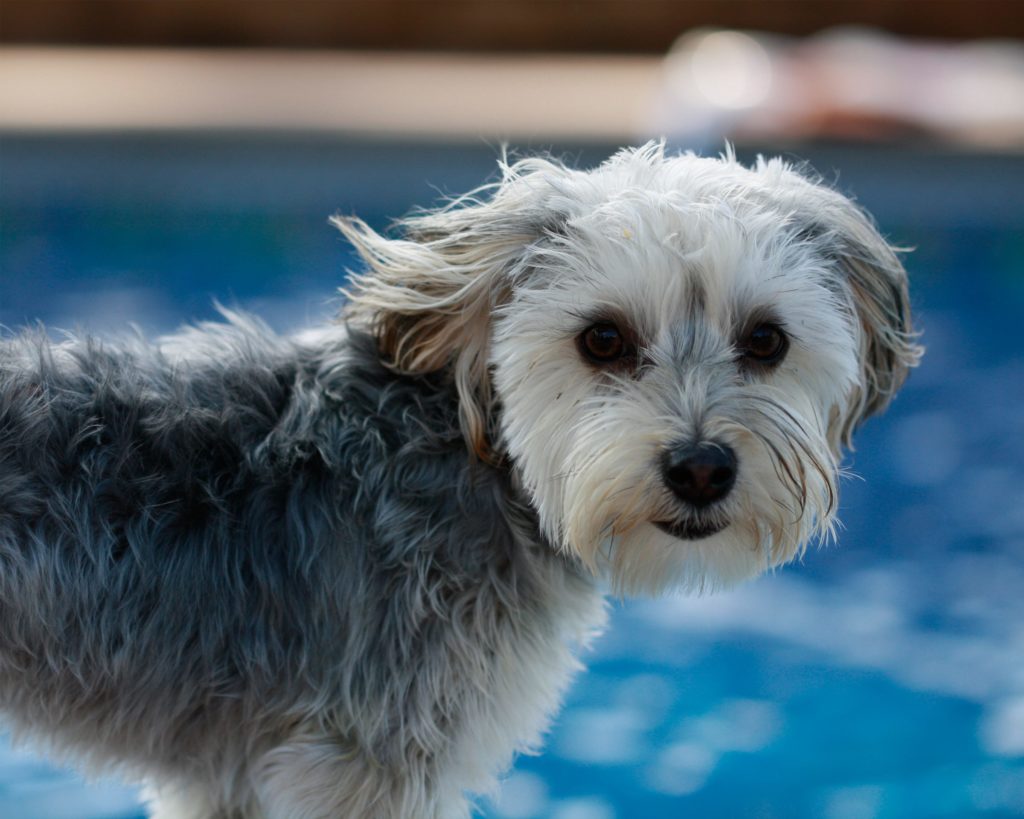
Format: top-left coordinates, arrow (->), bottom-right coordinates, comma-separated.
320,342 -> 608,772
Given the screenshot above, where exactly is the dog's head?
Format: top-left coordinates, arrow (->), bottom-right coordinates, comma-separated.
336,143 -> 921,595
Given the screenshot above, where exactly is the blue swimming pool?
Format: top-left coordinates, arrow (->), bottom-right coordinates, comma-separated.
1,135 -> 1023,819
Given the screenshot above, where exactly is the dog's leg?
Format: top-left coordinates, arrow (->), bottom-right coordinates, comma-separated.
142,781 -> 229,819
251,737 -> 471,819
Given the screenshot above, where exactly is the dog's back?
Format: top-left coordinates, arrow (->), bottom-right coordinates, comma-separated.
0,317 -> 330,765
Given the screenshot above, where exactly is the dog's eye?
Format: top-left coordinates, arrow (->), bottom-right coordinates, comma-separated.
579,323 -> 627,363
741,323 -> 788,365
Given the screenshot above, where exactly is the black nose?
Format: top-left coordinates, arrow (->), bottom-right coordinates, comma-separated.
662,443 -> 738,507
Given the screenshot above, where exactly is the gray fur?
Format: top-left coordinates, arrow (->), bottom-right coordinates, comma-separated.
0,315 -> 602,818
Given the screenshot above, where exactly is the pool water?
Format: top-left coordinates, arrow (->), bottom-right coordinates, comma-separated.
1,136 -> 1022,819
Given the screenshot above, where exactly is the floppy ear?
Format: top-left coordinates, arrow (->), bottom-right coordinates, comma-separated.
334,158 -> 569,461
794,187 -> 923,450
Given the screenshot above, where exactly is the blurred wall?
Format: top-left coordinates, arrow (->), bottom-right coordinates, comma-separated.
3,0 -> 1024,51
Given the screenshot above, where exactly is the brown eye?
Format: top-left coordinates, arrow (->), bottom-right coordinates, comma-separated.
580,323 -> 626,363
742,323 -> 788,365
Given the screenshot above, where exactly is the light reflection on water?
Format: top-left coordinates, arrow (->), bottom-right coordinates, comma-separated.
1,138 -> 1022,819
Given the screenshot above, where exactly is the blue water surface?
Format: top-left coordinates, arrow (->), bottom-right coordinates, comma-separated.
1,135 -> 1022,819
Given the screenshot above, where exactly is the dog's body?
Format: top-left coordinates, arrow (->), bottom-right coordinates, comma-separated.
0,319 -> 601,817
0,144 -> 919,818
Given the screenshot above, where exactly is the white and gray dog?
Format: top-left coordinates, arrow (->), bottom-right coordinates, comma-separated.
0,143 -> 919,818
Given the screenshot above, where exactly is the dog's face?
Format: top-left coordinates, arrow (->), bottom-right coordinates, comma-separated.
338,144 -> 920,595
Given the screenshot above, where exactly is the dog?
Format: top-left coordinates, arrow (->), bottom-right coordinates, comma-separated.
0,143 -> 919,818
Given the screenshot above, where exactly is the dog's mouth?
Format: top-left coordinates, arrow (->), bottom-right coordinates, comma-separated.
654,518 -> 728,541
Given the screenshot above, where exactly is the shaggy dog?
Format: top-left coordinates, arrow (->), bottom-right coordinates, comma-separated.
0,144 -> 919,818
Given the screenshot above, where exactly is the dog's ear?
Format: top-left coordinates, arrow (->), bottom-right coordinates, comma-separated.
334,159 -> 568,461
787,183 -> 922,451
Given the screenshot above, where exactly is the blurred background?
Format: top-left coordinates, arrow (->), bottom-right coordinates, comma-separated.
1,2 -> 1023,817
